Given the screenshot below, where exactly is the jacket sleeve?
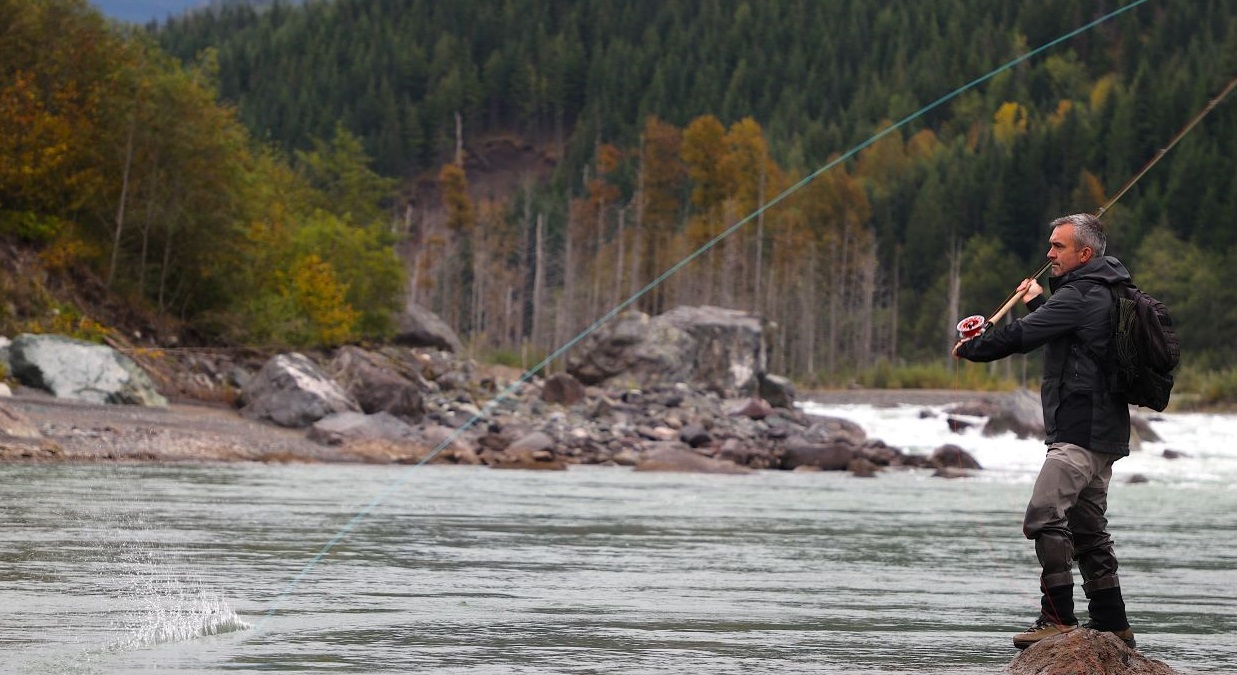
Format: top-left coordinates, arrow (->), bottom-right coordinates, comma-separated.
956,285 -> 1090,362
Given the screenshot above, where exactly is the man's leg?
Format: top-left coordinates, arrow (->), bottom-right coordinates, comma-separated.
1070,456 -> 1135,646
1014,443 -> 1091,648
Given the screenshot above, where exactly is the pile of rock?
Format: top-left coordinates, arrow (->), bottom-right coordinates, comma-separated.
1,305 -> 988,475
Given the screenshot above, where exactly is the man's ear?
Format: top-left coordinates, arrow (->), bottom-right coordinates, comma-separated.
1079,246 -> 1094,263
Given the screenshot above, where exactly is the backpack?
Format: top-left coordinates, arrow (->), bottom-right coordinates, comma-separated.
1104,283 -> 1180,411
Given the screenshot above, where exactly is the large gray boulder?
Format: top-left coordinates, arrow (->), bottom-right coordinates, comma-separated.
394,302 -> 463,353
240,353 -> 359,428
983,388 -> 1045,439
8,333 -> 167,406
568,305 -> 767,396
329,346 -> 425,420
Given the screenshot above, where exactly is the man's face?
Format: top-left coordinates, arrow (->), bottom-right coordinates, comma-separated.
1047,224 -> 1091,277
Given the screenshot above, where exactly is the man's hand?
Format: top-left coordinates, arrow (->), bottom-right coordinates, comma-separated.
1018,278 -> 1043,303
952,337 -> 971,359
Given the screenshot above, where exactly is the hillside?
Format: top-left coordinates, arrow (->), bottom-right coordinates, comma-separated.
4,0 -> 1237,389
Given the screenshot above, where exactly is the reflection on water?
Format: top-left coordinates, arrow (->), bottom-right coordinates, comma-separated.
2,460 -> 1234,674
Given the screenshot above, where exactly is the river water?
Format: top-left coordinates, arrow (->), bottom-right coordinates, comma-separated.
3,403 -> 1235,674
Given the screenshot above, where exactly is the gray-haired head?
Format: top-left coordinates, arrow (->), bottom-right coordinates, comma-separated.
1049,213 -> 1106,256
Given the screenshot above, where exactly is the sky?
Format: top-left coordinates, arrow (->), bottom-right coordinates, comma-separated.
89,0 -> 209,24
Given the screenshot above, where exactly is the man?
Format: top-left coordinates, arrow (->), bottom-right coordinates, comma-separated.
953,213 -> 1136,650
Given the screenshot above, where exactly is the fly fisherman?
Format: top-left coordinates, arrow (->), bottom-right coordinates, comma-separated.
952,213 -> 1136,650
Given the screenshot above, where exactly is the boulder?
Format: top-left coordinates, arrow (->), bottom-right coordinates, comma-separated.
781,439 -> 856,471
1005,628 -> 1181,675
983,389 -> 1045,439
329,346 -> 425,420
9,333 -> 167,406
633,442 -> 751,474
658,305 -> 766,396
240,353 -> 359,428
542,372 -> 586,405
567,305 -> 767,396
801,415 -> 868,446
394,302 -> 463,353
308,411 -> 420,446
1131,414 -> 1161,443
758,373 -> 797,409
930,443 -> 982,470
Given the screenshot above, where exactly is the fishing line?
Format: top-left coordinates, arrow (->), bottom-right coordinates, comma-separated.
252,0 -> 1154,634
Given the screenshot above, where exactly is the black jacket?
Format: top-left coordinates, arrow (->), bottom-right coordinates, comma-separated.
956,256 -> 1132,455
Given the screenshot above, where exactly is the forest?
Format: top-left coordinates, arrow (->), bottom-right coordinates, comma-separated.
4,0 -> 1237,396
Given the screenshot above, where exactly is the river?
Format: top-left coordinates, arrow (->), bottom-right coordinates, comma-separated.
3,402 -> 1235,674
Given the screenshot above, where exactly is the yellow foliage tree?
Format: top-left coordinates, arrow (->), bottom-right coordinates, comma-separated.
287,254 -> 360,346
993,101 -> 1029,145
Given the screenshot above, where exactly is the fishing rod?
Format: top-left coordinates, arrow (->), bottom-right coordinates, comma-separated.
957,72 -> 1237,340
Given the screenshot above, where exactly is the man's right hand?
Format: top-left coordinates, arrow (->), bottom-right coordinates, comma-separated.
1018,278 -> 1043,303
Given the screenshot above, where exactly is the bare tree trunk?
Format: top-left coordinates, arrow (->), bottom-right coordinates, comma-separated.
108,119 -> 137,290
454,111 -> 464,166
859,234 -> 876,366
406,205 -> 421,307
890,244 -> 900,361
613,207 -> 625,309
753,163 -> 766,313
532,213 -> 546,348
946,240 -> 962,370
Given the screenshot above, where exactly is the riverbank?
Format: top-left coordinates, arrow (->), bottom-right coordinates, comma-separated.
0,382 -> 1013,466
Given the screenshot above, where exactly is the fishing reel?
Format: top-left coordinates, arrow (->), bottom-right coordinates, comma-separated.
956,315 -> 988,339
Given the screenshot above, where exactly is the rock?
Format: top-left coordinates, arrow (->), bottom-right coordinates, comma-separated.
308,411 -> 420,446
847,457 -> 879,477
781,439 -> 855,471
1126,474 -> 1150,484
727,397 -> 773,420
506,430 -> 555,453
329,346 -> 425,420
802,415 -> 868,446
930,444 -> 982,470
679,423 -> 712,448
542,372 -> 586,405
1162,449 -> 1188,460
634,442 -> 752,474
932,467 -> 973,479
0,383 -> 10,397
490,431 -> 564,470
1131,414 -> 1161,443
9,333 -> 167,406
758,373 -> 796,409
567,311 -> 696,387
983,389 -> 1045,439
1005,627 -> 1182,675
946,416 -> 975,433
0,401 -> 41,439
657,305 -> 766,396
394,302 -> 463,353
567,305 -> 767,397
240,353 -> 359,428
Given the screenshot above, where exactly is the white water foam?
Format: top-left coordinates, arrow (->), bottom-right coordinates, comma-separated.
801,400 -> 1237,488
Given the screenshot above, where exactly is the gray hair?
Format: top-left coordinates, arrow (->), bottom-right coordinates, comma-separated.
1050,213 -> 1107,256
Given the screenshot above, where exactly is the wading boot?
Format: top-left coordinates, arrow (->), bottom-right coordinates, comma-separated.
1085,585 -> 1136,648
1013,584 -> 1078,650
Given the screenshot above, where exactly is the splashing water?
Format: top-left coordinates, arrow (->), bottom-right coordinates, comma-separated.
112,580 -> 250,651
